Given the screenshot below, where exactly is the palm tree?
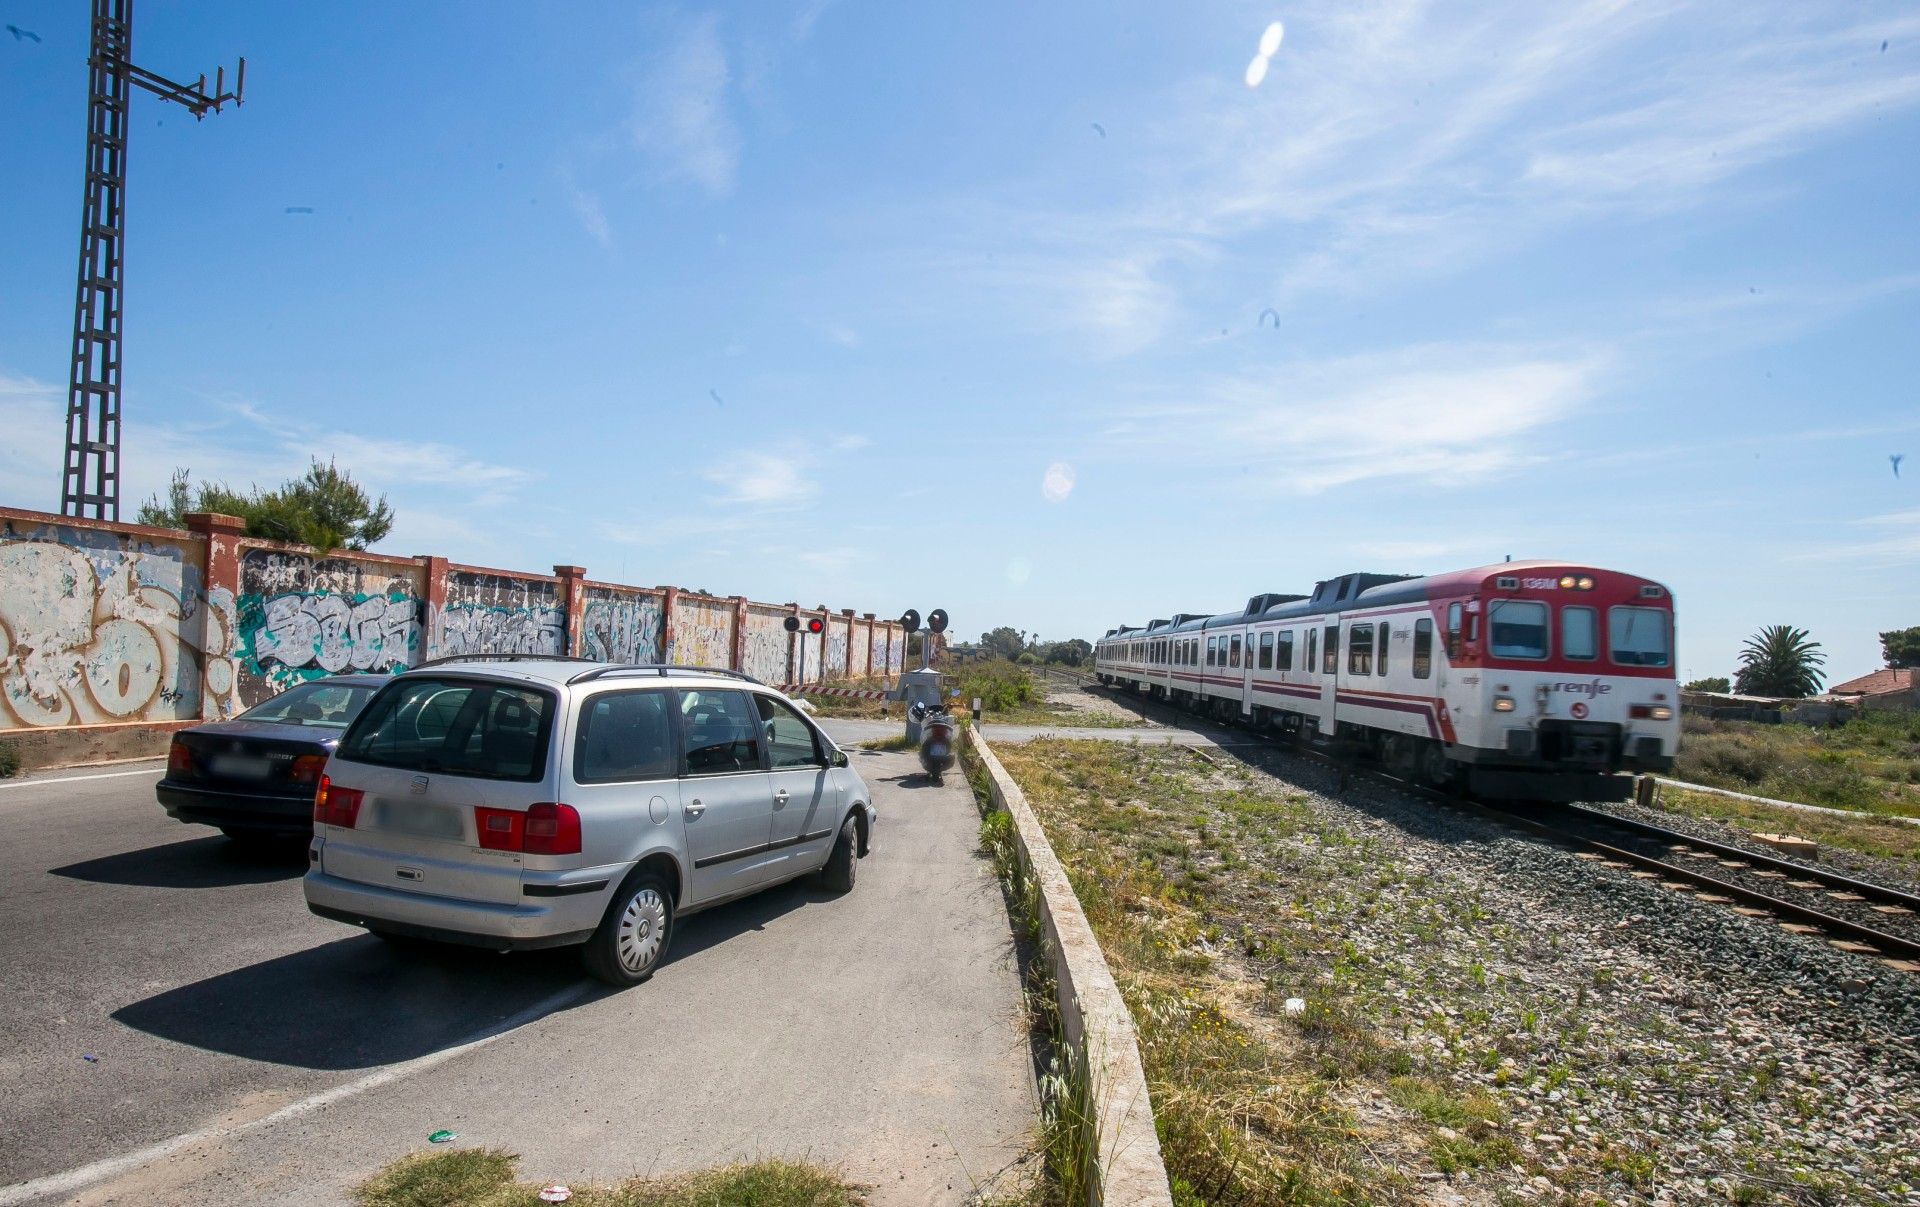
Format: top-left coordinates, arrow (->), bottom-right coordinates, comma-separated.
1734,625 -> 1827,698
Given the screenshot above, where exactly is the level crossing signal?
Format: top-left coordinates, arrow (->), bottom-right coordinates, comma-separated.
784,616 -> 825,634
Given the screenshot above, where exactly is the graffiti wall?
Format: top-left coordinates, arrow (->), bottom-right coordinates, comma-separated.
431,571 -> 565,661
825,623 -> 850,682
236,550 -> 422,706
580,587 -> 664,664
0,520 -> 210,728
742,605 -> 791,685
666,596 -> 733,668
1,504 -> 906,741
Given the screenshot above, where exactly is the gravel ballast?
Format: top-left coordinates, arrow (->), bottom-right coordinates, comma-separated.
1005,727 -> 1920,1206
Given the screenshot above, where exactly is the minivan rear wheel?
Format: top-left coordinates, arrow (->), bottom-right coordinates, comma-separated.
583,873 -> 674,987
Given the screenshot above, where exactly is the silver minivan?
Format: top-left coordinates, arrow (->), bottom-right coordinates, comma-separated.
302,657 -> 875,985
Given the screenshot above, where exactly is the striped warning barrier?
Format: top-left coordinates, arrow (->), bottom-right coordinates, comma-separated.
791,685 -> 892,700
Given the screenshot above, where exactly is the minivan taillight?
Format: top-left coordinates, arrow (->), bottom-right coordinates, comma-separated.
313,775 -> 364,828
167,737 -> 193,778
473,803 -> 580,855
524,803 -> 581,856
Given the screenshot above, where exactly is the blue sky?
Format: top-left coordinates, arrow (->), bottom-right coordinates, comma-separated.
1,1 -> 1915,684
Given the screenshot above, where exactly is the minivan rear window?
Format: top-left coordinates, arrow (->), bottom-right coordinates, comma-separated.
339,677 -> 554,782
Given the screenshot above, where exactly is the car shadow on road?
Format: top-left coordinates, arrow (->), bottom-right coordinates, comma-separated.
49,835 -> 308,888
111,934 -> 603,1070
664,875 -> 832,966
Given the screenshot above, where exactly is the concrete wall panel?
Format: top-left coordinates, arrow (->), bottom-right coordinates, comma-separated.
0,517 -> 208,728
667,596 -> 732,668
580,587 -> 664,664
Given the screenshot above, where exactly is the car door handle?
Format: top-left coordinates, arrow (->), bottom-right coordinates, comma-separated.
773,789 -> 789,806
684,799 -> 705,818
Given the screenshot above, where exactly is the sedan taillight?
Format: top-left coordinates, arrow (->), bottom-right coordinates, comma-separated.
166,737 -> 193,778
288,754 -> 328,785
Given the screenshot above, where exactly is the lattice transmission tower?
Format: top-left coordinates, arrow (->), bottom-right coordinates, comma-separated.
60,0 -> 243,520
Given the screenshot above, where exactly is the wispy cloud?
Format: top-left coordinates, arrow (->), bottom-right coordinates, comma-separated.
928,3 -> 1920,347
704,449 -> 817,508
0,369 -> 534,525
567,184 -> 613,248
630,13 -> 740,197
1790,509 -> 1920,566
1104,342 -> 1605,494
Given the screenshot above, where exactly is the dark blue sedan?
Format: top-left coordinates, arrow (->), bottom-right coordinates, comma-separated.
158,675 -> 389,845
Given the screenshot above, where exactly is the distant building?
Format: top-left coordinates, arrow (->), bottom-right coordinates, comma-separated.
1828,668 -> 1920,711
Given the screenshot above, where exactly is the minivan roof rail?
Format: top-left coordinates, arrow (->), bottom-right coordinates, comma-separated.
567,663 -> 766,686
415,653 -> 596,668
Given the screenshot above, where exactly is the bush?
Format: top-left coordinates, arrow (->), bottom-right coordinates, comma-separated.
0,741 -> 19,779
950,659 -> 1036,713
1675,732 -> 1783,787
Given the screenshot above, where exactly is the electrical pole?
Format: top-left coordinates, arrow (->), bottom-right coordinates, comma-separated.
60,0 -> 243,521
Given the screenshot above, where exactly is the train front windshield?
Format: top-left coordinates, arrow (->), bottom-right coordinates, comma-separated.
1609,607 -> 1671,667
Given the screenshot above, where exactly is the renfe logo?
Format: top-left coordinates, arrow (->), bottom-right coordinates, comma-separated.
1553,679 -> 1612,697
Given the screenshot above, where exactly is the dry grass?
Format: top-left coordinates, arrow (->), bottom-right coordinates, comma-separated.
994,739 -> 1444,1206
1657,786 -> 1920,873
355,1149 -> 865,1207
1676,711 -> 1920,818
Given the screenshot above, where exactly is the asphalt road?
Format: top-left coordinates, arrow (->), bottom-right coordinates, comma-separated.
0,729 -> 1035,1205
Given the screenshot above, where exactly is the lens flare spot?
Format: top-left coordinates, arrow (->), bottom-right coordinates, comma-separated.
1041,461 -> 1076,503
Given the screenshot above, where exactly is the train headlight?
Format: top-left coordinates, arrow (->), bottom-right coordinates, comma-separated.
1576,576 -> 1595,590
1557,575 -> 1575,589
1630,704 -> 1674,721
1493,695 -> 1516,713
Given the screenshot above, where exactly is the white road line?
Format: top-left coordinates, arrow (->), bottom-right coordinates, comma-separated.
0,981 -> 594,1206
0,766 -> 165,791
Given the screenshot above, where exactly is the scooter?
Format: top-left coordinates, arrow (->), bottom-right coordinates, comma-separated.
911,701 -> 957,784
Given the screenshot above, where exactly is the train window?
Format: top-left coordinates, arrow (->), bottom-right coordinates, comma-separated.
1563,607 -> 1597,661
1413,619 -> 1433,679
1488,600 -> 1549,659
1609,607 -> 1671,667
1348,623 -> 1373,675
1446,602 -> 1462,657
1305,629 -> 1317,673
1258,631 -> 1274,669
1376,621 -> 1390,675
1277,630 -> 1294,670
1206,636 -> 1217,666
1230,635 -> 1243,668
1322,625 -> 1339,674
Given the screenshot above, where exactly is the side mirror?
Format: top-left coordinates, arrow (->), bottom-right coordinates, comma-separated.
830,749 -> 849,768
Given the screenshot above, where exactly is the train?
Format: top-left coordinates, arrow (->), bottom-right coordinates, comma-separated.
1092,561 -> 1679,802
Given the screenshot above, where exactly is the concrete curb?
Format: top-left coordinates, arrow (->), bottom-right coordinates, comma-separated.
1654,777 -> 1920,828
962,726 -> 1174,1207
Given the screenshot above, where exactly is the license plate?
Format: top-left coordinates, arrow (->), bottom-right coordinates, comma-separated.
210,754 -> 273,780
372,798 -> 465,840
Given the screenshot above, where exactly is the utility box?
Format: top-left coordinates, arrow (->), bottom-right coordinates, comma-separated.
893,669 -> 946,743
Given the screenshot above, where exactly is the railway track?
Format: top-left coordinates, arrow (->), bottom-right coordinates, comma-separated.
1075,679 -> 1920,974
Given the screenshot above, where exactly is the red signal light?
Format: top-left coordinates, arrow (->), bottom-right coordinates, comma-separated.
807,618 -> 824,634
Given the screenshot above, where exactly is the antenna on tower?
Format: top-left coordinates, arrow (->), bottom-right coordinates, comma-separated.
60,0 -> 245,521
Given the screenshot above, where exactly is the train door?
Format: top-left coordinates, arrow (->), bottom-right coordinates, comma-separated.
1239,627 -> 1256,717
1319,615 -> 1341,734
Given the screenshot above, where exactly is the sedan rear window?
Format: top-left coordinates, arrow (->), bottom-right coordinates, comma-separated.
339,677 -> 554,782
238,680 -> 379,730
